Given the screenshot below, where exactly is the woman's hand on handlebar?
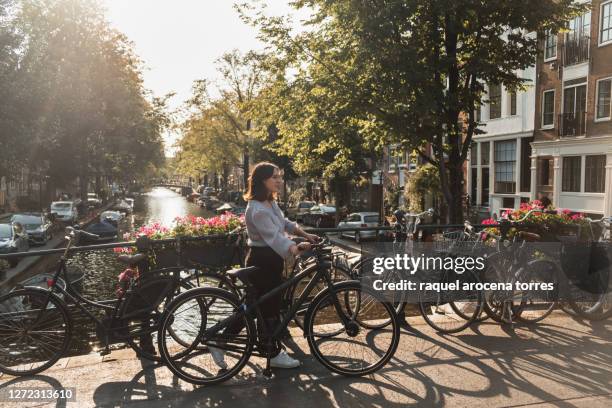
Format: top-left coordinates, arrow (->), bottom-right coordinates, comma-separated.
304,232 -> 320,244
290,242 -> 312,256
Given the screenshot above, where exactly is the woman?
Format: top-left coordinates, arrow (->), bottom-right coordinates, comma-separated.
210,162 -> 318,369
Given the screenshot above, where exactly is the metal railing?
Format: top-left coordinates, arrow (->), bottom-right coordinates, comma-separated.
563,36 -> 590,66
558,112 -> 587,137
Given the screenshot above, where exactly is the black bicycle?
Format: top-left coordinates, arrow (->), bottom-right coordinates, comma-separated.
157,237 -> 401,385
0,227 -> 198,376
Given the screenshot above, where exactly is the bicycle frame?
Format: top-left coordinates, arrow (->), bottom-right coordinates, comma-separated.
31,237 -> 143,342
202,252 -> 352,342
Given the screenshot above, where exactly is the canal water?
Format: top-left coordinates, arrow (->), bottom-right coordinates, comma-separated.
67,187 -> 214,353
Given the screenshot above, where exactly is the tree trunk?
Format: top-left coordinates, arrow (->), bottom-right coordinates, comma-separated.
447,165 -> 464,224
243,151 -> 249,191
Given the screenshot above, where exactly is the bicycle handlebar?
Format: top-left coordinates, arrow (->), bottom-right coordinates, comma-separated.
65,226 -> 100,241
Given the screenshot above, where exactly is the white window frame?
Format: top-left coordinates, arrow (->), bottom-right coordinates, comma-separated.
541,89 -> 555,129
544,30 -> 558,61
599,0 -> 612,47
595,76 -> 612,121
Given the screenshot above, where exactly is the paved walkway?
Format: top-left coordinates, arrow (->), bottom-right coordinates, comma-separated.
0,311 -> 610,407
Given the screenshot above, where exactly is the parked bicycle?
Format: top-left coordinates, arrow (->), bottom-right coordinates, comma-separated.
156,237 -> 401,385
0,227 -> 198,376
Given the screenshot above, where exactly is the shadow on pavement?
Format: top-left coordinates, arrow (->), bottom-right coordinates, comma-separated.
89,317 -> 611,407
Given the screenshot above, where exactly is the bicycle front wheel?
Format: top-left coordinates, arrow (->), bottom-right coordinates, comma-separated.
0,289 -> 72,376
305,282 -> 400,376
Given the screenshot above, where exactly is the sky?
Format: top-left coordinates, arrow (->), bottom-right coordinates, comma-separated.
101,0 -> 305,155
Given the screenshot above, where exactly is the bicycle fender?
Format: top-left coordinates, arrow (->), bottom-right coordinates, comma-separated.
302,280 -> 361,337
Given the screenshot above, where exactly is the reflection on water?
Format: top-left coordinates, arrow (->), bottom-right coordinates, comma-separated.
66,187 -> 214,354
139,187 -> 212,227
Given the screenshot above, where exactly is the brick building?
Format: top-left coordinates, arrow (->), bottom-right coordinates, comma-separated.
532,0 -> 612,217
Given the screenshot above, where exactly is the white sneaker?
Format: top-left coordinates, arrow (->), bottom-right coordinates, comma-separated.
270,350 -> 301,368
207,343 -> 227,370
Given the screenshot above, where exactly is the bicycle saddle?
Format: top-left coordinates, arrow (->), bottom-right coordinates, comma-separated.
226,266 -> 259,286
117,253 -> 147,266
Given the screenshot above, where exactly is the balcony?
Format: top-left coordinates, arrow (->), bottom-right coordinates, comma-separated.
562,36 -> 590,66
558,112 -> 587,137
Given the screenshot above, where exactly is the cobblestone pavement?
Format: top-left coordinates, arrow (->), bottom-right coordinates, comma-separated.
0,311 -> 610,407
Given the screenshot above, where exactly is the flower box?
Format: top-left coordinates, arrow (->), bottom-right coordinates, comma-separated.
151,235 -> 242,269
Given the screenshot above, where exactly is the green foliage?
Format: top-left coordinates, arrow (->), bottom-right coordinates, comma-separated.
0,0 -> 167,191
239,0 -> 585,221
405,164 -> 441,213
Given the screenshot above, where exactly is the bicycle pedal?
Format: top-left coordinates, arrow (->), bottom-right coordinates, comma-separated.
99,348 -> 111,356
262,368 -> 274,378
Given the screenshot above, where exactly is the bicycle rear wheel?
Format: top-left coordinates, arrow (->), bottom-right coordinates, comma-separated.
122,275 -> 191,361
418,270 -> 482,334
158,287 -> 256,385
0,289 -> 72,376
305,282 -> 400,376
288,264 -> 351,333
351,256 -> 405,329
513,262 -> 558,324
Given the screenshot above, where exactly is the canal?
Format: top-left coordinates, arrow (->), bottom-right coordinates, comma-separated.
67,187 -> 215,353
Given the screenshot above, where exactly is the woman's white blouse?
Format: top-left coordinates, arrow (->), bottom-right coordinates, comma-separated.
245,200 -> 297,259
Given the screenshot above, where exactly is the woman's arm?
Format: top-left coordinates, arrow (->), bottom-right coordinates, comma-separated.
292,224 -> 319,243
276,202 -> 319,243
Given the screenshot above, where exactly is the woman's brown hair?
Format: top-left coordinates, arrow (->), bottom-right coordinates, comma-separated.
243,162 -> 279,202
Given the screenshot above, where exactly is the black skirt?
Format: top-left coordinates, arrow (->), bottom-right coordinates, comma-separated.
245,246 -> 284,318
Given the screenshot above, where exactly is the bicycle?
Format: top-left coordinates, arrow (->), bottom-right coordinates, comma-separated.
157,237 -> 401,385
477,209 -> 561,324
558,217 -> 611,321
0,227 -> 198,376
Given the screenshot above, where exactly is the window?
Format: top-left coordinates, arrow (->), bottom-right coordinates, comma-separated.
481,142 -> 490,165
562,156 -> 581,192
520,138 -> 533,192
502,197 -> 515,209
542,90 -> 555,127
544,30 -> 557,60
585,155 -> 606,193
475,106 -> 481,123
567,12 -> 591,43
494,140 -> 516,194
489,84 -> 502,119
600,1 -> 612,45
471,170 -> 477,205
539,158 -> 553,186
481,168 -> 490,206
510,92 -> 517,116
561,83 -> 587,136
596,78 -> 612,120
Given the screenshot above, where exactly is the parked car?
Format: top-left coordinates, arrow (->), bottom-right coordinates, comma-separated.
203,187 -> 215,195
338,212 -> 382,243
124,197 -> 135,209
50,201 -> 79,224
10,213 -> 53,245
0,223 -> 30,267
288,201 -> 316,223
302,204 -> 336,228
100,211 -> 124,225
87,193 -> 102,207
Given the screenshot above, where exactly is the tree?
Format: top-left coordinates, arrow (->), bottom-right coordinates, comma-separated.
8,0 -> 166,199
239,0 -> 584,222
0,0 -> 28,182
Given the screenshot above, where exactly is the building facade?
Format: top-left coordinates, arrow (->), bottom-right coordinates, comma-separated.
532,0 -> 612,217
467,63 -> 537,216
